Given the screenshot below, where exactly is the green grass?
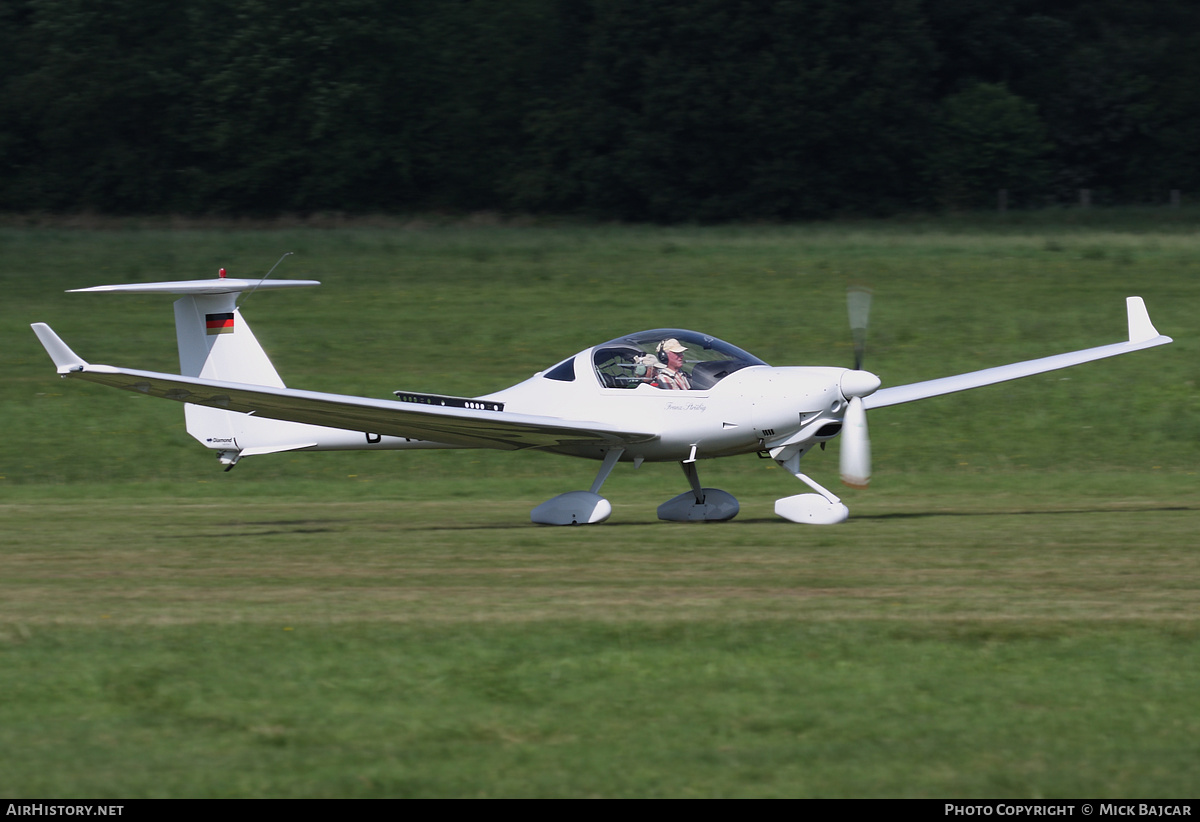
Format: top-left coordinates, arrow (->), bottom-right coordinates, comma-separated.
3,622 -> 1198,798
2,478 -> 1199,797
1,215 -> 1198,796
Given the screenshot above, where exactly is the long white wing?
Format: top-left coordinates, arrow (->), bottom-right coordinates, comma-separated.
864,297 -> 1172,410
30,324 -> 657,451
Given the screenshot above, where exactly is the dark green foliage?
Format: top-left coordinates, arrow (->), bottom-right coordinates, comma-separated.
924,83 -> 1050,208
518,0 -> 937,220
1,0 -> 1199,217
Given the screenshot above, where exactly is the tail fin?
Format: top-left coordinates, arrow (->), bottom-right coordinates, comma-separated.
68,276 -> 321,457
173,295 -> 284,384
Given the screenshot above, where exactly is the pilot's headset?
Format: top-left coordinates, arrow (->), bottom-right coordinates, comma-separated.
657,340 -> 680,365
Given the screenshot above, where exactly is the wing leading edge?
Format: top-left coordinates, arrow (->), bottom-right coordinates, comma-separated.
864,297 -> 1172,410
30,323 -> 657,451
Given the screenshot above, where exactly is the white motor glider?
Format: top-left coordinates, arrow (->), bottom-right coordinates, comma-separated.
31,275 -> 1172,525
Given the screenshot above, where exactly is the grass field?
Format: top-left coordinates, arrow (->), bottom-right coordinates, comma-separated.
1,214 -> 1197,796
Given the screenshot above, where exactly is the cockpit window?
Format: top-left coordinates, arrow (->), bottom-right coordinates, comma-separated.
591,329 -> 767,390
542,357 -> 576,382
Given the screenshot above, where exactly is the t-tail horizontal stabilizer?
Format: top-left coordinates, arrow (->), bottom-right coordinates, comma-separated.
68,277 -> 320,295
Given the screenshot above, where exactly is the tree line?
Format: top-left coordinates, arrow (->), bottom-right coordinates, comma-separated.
2,0 -> 1198,220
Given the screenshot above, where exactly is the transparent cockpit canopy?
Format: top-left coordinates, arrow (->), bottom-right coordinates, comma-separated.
590,328 -> 768,390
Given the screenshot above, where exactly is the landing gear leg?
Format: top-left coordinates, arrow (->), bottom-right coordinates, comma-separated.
589,447 -> 623,495
681,460 -> 704,504
771,445 -> 849,524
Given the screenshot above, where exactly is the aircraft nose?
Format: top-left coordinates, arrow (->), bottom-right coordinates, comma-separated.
840,369 -> 881,400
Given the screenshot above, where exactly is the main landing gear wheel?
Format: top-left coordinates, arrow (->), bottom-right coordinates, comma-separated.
531,447 -> 622,525
531,491 -> 612,525
657,460 -> 739,522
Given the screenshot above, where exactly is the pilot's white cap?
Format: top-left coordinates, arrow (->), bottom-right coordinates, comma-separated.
659,338 -> 687,354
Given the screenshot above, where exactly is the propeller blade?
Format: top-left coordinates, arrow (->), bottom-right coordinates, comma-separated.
839,396 -> 871,489
847,286 -> 872,371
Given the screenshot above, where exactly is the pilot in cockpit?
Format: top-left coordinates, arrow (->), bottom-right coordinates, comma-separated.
655,338 -> 691,390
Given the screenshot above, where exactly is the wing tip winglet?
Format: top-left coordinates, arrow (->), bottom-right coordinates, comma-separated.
31,323 -> 88,373
1126,296 -> 1165,344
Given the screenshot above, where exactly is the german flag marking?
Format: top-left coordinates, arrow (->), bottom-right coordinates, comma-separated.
206,312 -> 235,335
